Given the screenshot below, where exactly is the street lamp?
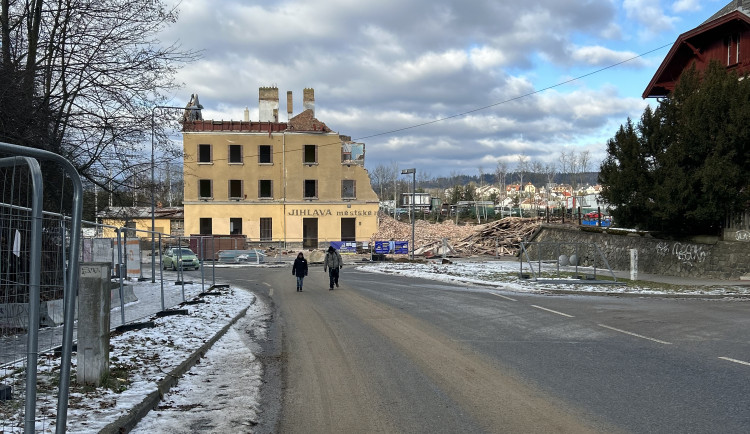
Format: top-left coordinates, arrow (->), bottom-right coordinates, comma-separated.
150,104 -> 201,282
401,168 -> 416,260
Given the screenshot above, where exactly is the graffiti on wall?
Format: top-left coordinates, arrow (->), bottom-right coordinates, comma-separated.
656,241 -> 708,264
736,230 -> 750,242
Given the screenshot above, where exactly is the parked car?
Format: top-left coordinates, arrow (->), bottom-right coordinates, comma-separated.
162,247 -> 200,270
585,211 -> 603,219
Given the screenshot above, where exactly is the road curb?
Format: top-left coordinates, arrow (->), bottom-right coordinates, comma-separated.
99,295 -> 255,434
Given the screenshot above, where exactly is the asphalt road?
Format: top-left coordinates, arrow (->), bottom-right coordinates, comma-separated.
217,263 -> 750,434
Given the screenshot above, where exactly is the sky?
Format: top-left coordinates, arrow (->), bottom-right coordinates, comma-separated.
158,0 -> 726,179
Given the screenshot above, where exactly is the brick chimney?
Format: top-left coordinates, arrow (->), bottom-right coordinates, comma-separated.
259,87 -> 279,122
287,91 -> 293,120
303,88 -> 315,117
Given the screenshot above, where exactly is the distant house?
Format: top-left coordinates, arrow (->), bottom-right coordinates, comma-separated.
506,184 -> 521,194
475,185 -> 502,198
97,207 -> 184,238
401,192 -> 431,212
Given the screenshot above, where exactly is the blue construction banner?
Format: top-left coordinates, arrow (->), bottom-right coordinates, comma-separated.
374,241 -> 391,254
330,241 -> 358,252
581,219 -> 612,227
374,241 -> 409,254
394,241 -> 409,254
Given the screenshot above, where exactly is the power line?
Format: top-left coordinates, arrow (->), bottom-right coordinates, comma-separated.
176,42 -> 673,163
353,43 -> 673,141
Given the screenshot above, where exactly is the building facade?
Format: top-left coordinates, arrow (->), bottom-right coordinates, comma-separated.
181,87 -> 379,248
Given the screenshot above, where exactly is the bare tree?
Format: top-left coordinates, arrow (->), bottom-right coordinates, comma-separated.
417,169 -> 431,191
370,163 -> 390,200
494,160 -> 508,202
516,154 -> 529,212
390,161 -> 400,216
1,0 -> 197,195
558,150 -> 571,187
543,162 -> 557,204
578,150 -> 591,189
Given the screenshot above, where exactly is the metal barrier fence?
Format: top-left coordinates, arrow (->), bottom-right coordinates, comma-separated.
2,217 -> 226,432
0,143 -> 82,434
519,241 -> 619,284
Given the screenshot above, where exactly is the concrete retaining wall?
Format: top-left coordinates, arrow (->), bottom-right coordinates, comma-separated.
531,224 -> 750,280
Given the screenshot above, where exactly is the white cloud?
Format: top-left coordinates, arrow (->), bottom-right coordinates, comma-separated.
569,45 -> 645,67
672,0 -> 702,13
468,46 -> 508,70
623,0 -> 678,37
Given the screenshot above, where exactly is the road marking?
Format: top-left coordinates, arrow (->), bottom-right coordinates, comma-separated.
491,293 -> 517,302
531,305 -> 574,317
598,324 -> 672,345
718,356 -> 750,367
263,282 -> 271,287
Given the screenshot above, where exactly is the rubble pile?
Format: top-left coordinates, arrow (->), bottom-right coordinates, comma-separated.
372,213 -> 542,257
453,217 -> 541,256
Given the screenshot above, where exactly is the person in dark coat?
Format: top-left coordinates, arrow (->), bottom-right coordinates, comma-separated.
292,252 -> 308,292
323,245 -> 343,290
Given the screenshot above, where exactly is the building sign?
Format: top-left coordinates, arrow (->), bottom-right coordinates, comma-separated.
287,208 -> 374,216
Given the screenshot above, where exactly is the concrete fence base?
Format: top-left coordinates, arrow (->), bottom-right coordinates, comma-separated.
0,284 -> 137,329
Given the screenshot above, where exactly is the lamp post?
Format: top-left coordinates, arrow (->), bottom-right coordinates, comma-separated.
150,104 -> 201,282
401,168 -> 416,260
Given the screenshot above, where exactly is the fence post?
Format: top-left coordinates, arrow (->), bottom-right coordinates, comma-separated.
159,234 -> 165,312
630,249 -> 638,281
77,263 -> 111,386
211,236 -> 216,286
115,229 -> 126,326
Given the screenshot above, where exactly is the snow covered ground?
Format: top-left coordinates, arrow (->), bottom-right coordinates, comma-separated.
356,259 -> 750,296
1,281 -> 268,433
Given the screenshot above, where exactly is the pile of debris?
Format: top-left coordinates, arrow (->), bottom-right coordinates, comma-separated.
453,217 -> 541,256
372,213 -> 542,257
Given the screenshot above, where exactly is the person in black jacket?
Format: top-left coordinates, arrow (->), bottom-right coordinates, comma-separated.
292,252 -> 308,292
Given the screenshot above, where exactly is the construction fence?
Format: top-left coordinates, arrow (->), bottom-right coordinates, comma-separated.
0,143 -> 244,433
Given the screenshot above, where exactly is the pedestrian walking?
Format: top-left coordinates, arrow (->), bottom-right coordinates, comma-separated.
292,252 -> 308,292
323,245 -> 343,290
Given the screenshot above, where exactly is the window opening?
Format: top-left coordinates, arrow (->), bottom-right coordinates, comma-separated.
259,145 -> 272,164
229,179 -> 243,199
342,180 -> 356,199
260,218 -> 272,241
229,144 -> 242,163
259,180 -> 273,198
303,145 -> 317,164
304,179 -> 317,199
199,218 -> 212,235
230,218 -> 242,235
198,144 -> 212,163
199,179 -> 212,199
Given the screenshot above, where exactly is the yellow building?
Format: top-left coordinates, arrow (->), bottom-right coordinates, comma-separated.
97,207 -> 184,238
181,87 -> 379,248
